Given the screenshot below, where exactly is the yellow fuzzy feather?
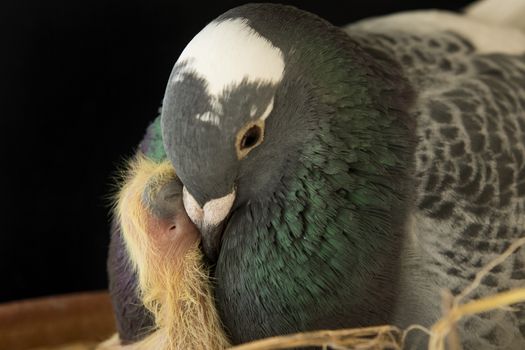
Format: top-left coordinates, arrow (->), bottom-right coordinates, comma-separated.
99,154 -> 230,350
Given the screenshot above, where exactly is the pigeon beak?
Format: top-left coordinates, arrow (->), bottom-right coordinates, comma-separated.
182,186 -> 236,261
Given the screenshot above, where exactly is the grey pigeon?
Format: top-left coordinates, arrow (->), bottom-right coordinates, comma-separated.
109,1 -> 525,349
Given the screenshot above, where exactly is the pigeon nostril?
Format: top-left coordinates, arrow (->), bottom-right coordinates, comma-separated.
169,225 -> 177,231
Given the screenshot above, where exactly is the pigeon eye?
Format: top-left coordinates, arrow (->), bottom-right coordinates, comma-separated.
235,120 -> 265,159
240,125 -> 261,150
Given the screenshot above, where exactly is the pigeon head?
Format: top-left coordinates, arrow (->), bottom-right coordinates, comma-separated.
161,4 -> 413,265
161,4 -> 342,260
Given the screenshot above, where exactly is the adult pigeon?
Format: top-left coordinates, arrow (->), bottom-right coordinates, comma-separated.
111,0 -> 525,349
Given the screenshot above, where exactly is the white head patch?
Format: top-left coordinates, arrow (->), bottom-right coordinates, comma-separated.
171,18 -> 285,126
174,18 -> 284,95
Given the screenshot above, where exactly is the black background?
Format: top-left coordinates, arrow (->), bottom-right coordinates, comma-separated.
0,0 -> 474,303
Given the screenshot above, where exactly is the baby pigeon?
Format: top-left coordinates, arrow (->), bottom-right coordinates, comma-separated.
104,125 -> 229,349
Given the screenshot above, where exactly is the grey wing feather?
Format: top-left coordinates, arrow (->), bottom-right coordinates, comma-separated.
347,23 -> 525,350
412,49 -> 525,350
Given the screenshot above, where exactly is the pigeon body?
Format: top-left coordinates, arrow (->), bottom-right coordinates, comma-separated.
110,1 -> 525,349
108,221 -> 154,344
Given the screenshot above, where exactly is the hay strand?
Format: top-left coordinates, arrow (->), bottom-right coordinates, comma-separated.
455,237 -> 525,304
229,326 -> 402,350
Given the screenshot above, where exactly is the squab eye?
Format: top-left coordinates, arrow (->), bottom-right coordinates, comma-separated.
240,125 -> 262,150
236,120 -> 265,159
